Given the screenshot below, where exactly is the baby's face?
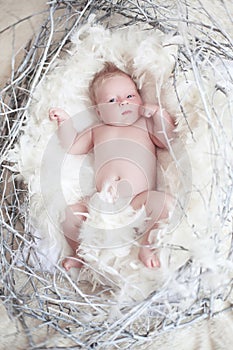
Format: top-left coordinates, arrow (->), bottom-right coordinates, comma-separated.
95,74 -> 143,126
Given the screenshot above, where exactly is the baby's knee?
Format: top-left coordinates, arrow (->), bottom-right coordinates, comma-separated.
130,191 -> 147,210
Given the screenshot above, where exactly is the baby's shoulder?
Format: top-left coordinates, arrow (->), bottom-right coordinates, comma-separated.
134,116 -> 149,130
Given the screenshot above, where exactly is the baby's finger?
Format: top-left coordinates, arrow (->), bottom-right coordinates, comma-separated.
145,110 -> 153,118
139,106 -> 152,118
144,108 -> 154,118
49,109 -> 58,120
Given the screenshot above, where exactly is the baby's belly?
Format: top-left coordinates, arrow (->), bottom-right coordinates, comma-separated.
95,159 -> 156,197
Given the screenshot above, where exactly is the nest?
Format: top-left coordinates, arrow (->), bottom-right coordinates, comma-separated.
1,1 -> 233,349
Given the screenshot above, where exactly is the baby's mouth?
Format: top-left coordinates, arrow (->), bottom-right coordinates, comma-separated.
121,110 -> 132,116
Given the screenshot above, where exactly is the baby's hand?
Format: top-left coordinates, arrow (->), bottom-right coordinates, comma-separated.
140,104 -> 159,119
49,107 -> 70,125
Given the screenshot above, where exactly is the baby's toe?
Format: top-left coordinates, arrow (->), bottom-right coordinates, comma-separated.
62,257 -> 83,271
145,256 -> 159,269
139,246 -> 160,269
151,255 -> 160,268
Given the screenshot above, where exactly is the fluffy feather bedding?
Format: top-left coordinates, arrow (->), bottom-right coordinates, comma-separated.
9,19 -> 233,305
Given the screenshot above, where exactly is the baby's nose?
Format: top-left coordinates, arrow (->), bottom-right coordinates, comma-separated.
119,99 -> 128,106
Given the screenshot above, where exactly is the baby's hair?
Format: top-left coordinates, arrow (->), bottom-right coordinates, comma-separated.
89,62 -> 131,105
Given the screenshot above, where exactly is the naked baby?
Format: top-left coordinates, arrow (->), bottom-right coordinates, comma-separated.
49,62 -> 175,270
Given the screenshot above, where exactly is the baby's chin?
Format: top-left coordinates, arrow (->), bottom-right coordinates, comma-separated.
103,116 -> 140,126
104,120 -> 136,127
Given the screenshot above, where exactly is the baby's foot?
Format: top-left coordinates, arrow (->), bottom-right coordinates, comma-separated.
62,256 -> 83,271
138,245 -> 160,268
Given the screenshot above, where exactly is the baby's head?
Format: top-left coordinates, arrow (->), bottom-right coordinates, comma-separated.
89,62 -> 143,126
89,62 -> 140,105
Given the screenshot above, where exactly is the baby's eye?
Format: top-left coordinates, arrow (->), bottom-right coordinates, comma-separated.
127,94 -> 134,99
109,98 -> 116,103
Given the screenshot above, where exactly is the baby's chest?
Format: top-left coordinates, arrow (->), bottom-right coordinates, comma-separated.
93,125 -> 156,170
93,124 -> 150,144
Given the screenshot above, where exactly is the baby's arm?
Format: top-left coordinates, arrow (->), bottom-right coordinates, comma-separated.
142,104 -> 175,149
49,107 -> 93,154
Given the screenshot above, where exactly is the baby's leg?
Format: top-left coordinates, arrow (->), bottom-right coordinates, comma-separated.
131,191 -> 173,268
61,202 -> 88,271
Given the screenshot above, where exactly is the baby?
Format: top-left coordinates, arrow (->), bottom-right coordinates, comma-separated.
49,62 -> 175,270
